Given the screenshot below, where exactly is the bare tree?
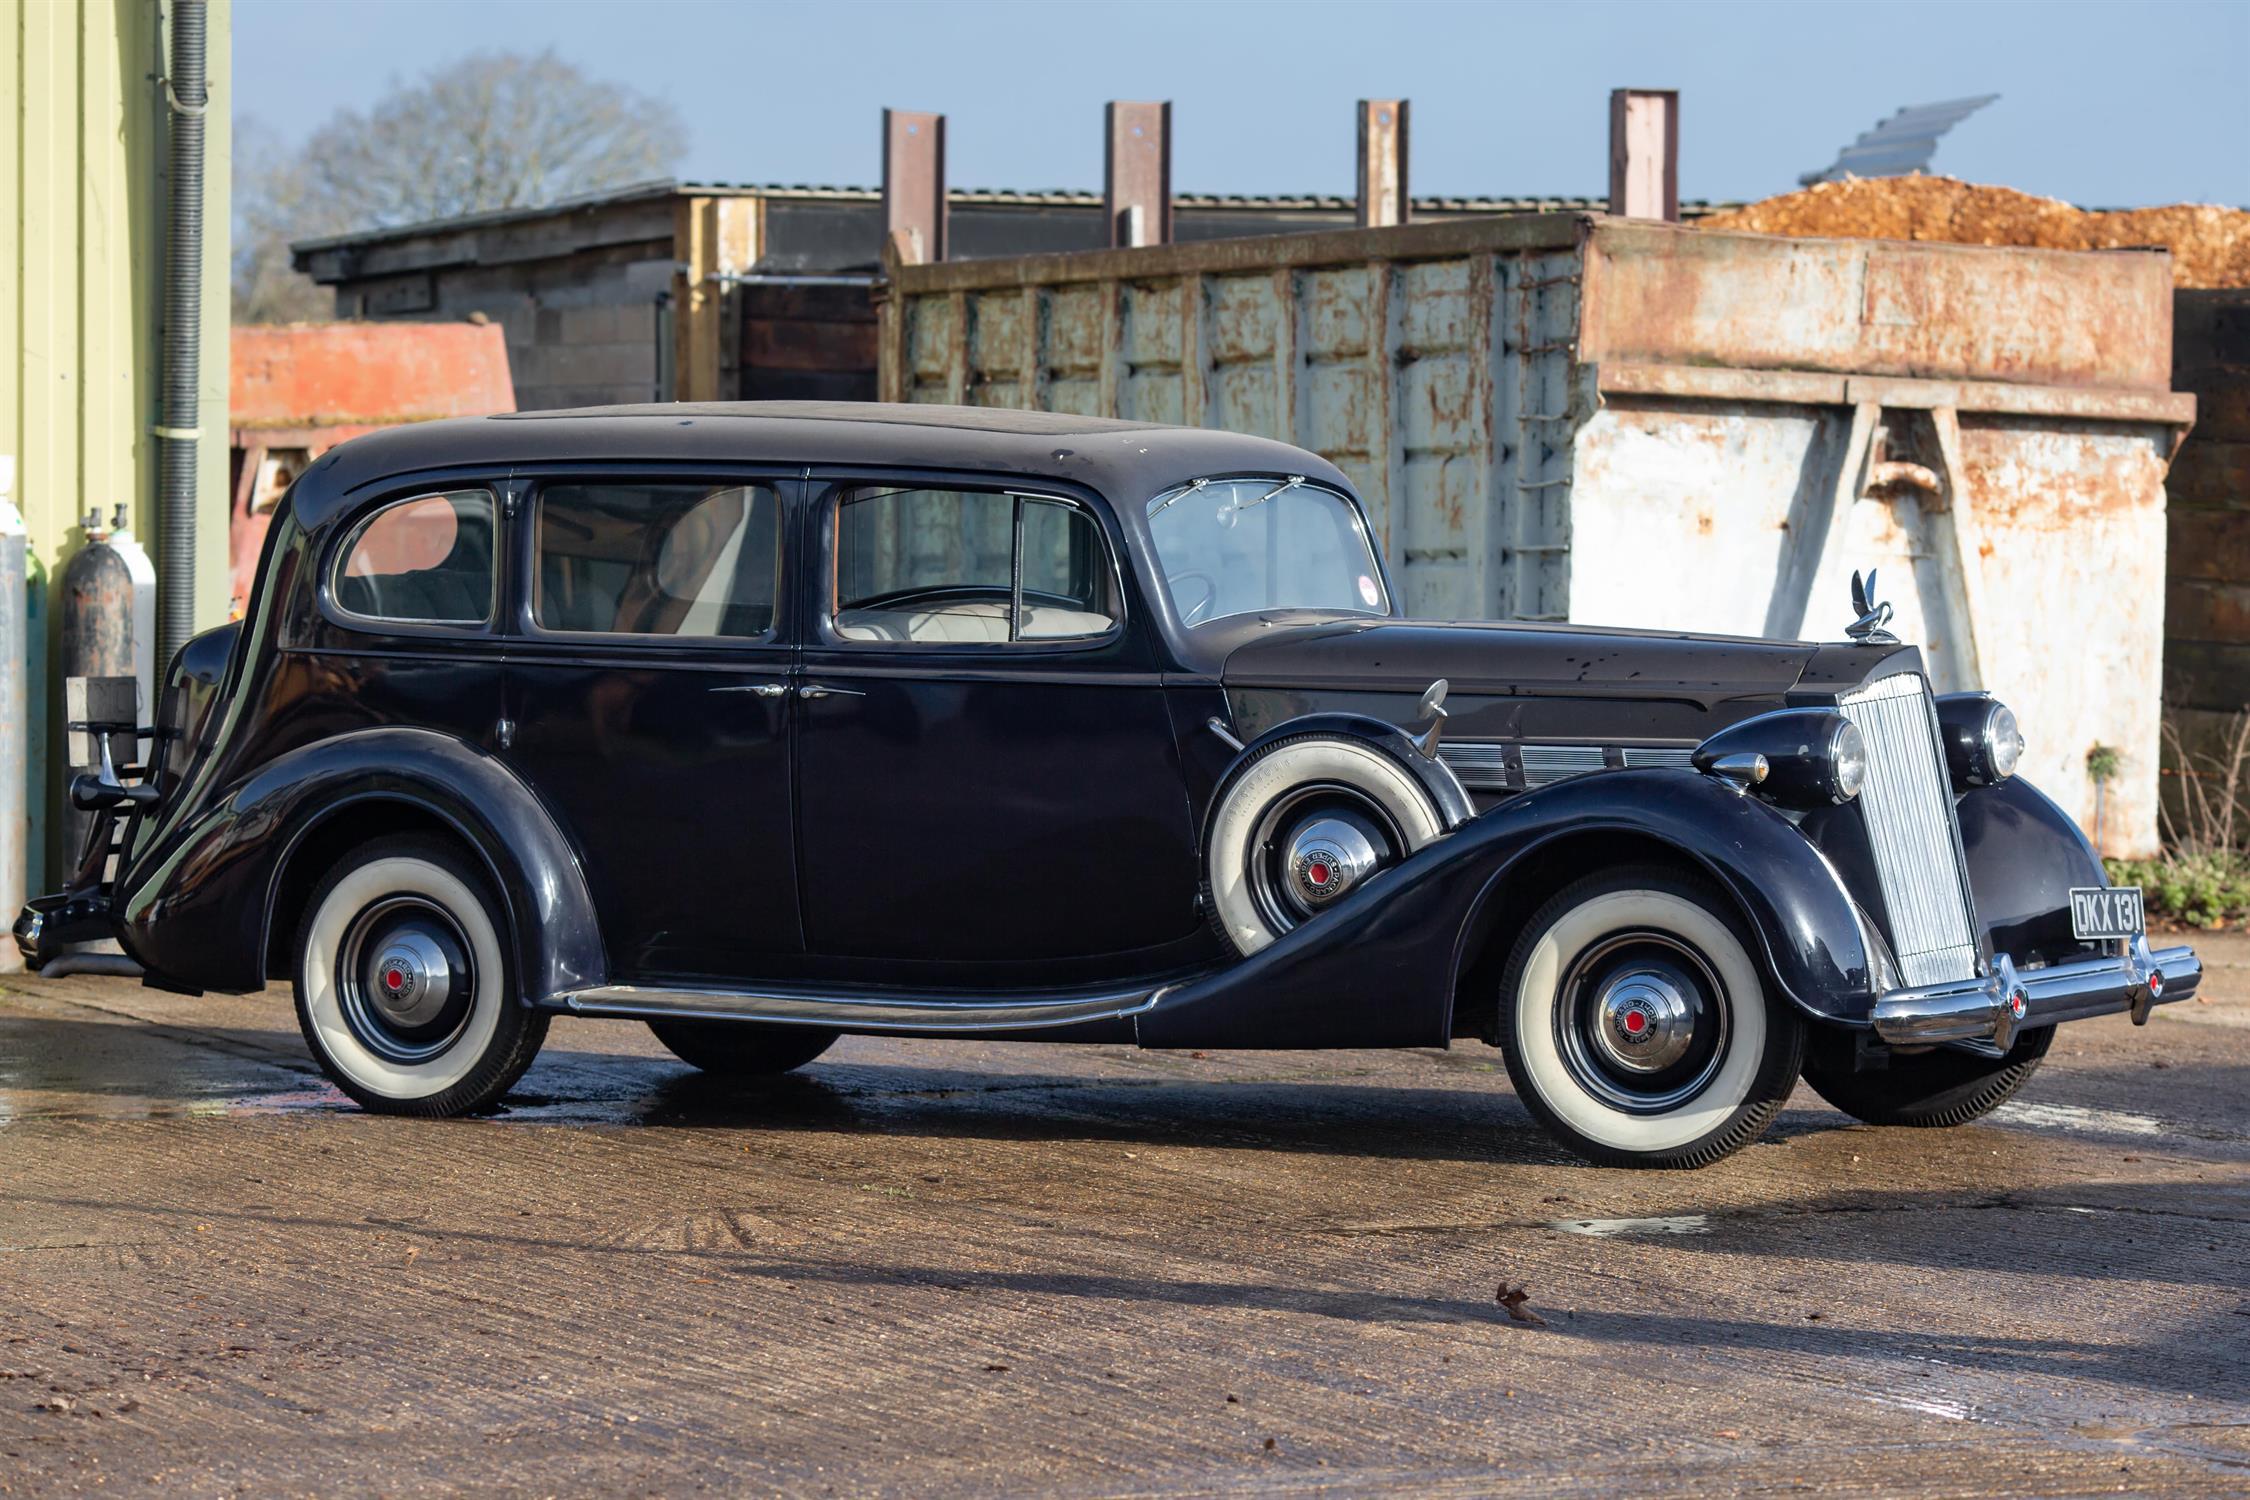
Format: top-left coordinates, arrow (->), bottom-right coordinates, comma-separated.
233,50 -> 687,323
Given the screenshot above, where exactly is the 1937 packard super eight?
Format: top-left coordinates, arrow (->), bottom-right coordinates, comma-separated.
15,404 -> 2203,1167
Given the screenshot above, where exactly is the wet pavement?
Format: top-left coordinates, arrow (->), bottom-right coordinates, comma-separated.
1,936 -> 2246,1496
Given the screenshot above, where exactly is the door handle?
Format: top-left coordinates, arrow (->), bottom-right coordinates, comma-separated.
712,683 -> 789,698
798,684 -> 867,700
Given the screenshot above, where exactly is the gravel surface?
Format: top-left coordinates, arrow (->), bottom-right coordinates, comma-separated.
2,933 -> 2245,1495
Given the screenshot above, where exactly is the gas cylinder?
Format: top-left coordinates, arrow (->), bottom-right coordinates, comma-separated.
58,506 -> 157,860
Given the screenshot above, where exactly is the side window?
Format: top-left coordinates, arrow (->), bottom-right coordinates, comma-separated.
333,489 -> 495,625
534,482 -> 780,639
832,486 -> 1116,645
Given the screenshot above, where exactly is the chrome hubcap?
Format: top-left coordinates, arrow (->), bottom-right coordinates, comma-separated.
1247,785 -> 1405,934
1589,966 -> 1697,1074
1282,816 -> 1382,911
1554,931 -> 1730,1114
336,896 -> 477,1064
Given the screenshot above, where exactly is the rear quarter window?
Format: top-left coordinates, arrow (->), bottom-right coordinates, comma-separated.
331,490 -> 496,626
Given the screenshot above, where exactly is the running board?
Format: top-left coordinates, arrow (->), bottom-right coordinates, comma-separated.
556,980 -> 1180,1033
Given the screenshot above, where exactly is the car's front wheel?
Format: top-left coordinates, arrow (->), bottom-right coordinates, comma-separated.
1499,867 -> 1805,1169
293,835 -> 548,1117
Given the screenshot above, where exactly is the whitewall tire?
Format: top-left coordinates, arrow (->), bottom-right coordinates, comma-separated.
293,835 -> 548,1116
1499,867 -> 1804,1169
1205,735 -> 1446,957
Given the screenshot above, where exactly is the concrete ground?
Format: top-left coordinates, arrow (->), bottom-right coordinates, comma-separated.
1,935 -> 2246,1497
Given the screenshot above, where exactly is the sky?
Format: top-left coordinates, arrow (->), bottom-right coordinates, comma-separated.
235,0 -> 2250,211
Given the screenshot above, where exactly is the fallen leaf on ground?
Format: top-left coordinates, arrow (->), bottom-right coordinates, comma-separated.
982,1363 -> 1010,1373
1496,1284 -> 1547,1326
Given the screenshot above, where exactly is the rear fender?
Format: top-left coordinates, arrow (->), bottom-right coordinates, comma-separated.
115,727 -> 605,1001
1137,768 -> 1873,1049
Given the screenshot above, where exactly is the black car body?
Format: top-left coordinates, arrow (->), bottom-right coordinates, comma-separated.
16,403 -> 2202,1166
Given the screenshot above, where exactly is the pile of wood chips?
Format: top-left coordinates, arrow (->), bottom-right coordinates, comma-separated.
1698,176 -> 2250,289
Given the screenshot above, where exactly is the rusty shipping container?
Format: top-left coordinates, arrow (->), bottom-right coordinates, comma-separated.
879,215 -> 2196,855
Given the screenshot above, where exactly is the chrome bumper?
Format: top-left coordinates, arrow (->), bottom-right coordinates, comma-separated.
1872,936 -> 2201,1049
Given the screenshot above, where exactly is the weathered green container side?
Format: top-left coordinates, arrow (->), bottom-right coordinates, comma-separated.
879,215 -> 2194,856
0,0 -> 233,892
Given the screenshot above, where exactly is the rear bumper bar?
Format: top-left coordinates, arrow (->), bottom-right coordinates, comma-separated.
14,893 -> 119,971
1872,936 -> 2201,1048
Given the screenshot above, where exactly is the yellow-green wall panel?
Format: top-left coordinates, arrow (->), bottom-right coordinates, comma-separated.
3,0 -> 230,889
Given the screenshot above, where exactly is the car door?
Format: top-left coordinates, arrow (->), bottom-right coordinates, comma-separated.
792,474 -> 1201,972
500,472 -> 802,983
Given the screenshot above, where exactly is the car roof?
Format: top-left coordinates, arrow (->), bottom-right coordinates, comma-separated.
292,401 -> 1354,531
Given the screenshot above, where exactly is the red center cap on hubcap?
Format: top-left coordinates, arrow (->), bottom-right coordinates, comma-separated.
1623,1010 -> 1647,1036
1308,863 -> 1331,886
384,968 -> 405,991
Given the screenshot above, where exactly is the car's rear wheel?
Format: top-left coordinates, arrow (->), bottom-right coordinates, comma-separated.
1803,1024 -> 2051,1127
646,1020 -> 838,1077
293,835 -> 547,1117
1205,734 -> 1447,957
1499,867 -> 1805,1169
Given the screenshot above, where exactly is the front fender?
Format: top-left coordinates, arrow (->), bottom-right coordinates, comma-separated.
1958,775 -> 2106,964
116,727 -> 605,1001
1138,769 -> 1872,1049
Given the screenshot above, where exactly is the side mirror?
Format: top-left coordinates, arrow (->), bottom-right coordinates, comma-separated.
1413,679 -> 1450,760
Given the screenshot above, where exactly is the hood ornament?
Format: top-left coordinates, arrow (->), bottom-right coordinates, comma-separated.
1846,570 -> 1899,645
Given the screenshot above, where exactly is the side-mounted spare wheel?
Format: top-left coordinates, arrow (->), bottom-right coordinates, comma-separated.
293,834 -> 549,1117
1499,866 -> 1805,1169
1205,733 -> 1448,957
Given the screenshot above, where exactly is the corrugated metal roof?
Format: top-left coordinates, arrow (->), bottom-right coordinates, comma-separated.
1799,96 -> 2001,186
291,178 -> 1739,255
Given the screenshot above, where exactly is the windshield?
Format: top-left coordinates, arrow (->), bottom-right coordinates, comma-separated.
1145,477 -> 1389,626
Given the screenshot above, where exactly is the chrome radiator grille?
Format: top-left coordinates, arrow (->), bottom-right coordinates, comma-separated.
1838,674 -> 1981,987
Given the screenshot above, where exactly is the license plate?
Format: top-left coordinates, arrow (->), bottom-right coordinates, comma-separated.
2069,886 -> 2145,940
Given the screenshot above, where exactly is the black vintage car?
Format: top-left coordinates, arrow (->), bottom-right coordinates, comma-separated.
15,403 -> 2201,1166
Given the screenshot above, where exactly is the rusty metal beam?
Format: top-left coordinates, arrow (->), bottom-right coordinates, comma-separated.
1105,101 -> 1172,249
883,109 -> 947,265
894,213 -> 1588,295
1356,100 -> 1409,229
1596,360 -> 2198,427
1608,89 -> 1679,223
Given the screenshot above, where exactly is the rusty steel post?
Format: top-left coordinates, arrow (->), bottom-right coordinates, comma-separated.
1608,88 -> 1680,222
1356,100 -> 1410,228
882,109 -> 947,266
1105,102 -> 1172,249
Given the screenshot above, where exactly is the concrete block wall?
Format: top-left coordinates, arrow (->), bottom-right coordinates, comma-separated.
2164,290 -> 2250,842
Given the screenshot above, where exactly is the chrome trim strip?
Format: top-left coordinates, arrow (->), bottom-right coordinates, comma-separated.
1621,746 -> 1695,769
1436,742 -> 1510,791
559,981 -> 1175,1032
1518,744 -> 1608,786
1872,938 -> 2201,1046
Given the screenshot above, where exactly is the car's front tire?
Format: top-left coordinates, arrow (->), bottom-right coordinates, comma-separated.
1499,867 -> 1805,1169
293,835 -> 548,1117
647,1020 -> 838,1077
1803,1024 -> 2051,1127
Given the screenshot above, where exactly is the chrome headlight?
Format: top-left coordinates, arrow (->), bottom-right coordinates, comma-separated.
1693,709 -> 1864,808
1935,692 -> 2024,788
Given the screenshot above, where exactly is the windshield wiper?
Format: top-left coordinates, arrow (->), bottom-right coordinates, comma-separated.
1148,475 -> 1210,518
1235,475 -> 1305,510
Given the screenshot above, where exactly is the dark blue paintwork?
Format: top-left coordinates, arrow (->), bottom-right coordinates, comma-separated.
21,403 -> 2111,1058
